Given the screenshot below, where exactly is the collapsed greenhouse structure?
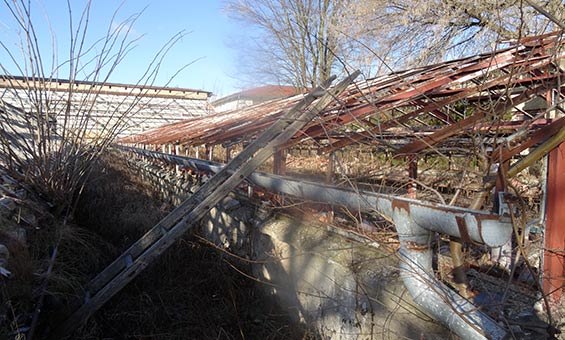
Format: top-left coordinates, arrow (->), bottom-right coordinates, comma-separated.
1,31 -> 564,339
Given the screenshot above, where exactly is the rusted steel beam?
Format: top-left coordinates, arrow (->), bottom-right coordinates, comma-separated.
506,121 -> 565,178
384,49 -> 520,102
305,59 -> 563,152
395,84 -> 553,155
318,69 -> 564,153
415,100 -> 454,124
422,73 -> 562,99
544,141 -> 565,301
519,30 -> 563,46
474,118 -> 553,132
118,32 -> 564,162
306,66 -> 519,141
491,117 -> 565,163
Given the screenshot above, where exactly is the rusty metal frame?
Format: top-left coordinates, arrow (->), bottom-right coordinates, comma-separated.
544,142 -> 565,301
395,83 -> 556,155
119,32 -> 564,164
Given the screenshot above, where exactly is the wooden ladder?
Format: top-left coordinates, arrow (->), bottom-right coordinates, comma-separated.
52,71 -> 360,337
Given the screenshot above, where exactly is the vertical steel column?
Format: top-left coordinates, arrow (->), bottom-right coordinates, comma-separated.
544,141 -> 565,302
225,146 -> 231,163
175,144 -> 180,174
407,155 -> 418,198
326,151 -> 336,223
206,145 -> 214,161
273,148 -> 287,206
491,161 -> 512,269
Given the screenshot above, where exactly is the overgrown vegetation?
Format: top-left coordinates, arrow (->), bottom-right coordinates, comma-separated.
225,0 -> 564,86
0,1 -> 187,214
62,156 -> 312,339
1,155 -> 313,339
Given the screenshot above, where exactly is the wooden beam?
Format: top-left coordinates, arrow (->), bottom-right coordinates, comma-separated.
273,148 -> 287,175
51,71 -> 360,337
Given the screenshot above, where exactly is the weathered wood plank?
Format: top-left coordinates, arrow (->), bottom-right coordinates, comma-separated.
85,75 -> 337,296
52,71 -> 360,337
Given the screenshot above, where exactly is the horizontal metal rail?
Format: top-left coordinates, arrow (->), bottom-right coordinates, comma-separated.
115,145 -> 512,247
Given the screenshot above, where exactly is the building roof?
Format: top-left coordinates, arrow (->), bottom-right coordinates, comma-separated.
0,75 -> 212,100
212,85 -> 304,107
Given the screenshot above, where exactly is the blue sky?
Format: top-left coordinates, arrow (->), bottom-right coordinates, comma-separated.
0,0 -> 242,97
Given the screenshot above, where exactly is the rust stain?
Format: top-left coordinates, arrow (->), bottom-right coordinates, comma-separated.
477,214 -> 498,221
455,216 -> 472,243
404,241 -> 430,251
392,199 -> 410,214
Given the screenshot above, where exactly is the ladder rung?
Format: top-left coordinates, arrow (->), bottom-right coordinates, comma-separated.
83,291 -> 90,304
124,254 -> 133,268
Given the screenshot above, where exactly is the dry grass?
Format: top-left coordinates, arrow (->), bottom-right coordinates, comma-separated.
51,155 -> 315,340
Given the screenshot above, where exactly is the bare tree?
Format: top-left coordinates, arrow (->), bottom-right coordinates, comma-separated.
226,0 -> 564,83
225,0 -> 349,89
339,0 -> 565,68
0,1 -> 186,214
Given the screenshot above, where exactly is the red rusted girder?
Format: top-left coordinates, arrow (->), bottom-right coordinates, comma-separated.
383,48 -> 521,103
120,96 -> 299,145
316,61 -> 564,153
544,141 -> 565,302
414,99 -> 454,124
395,84 -> 554,155
119,31 -> 565,155
490,117 -> 565,163
474,118 -> 553,131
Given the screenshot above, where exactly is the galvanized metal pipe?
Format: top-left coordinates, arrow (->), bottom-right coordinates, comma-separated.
393,206 -> 507,340
118,146 -> 512,246
117,145 -> 511,339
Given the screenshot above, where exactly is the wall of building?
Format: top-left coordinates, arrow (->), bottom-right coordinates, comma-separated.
0,79 -> 212,138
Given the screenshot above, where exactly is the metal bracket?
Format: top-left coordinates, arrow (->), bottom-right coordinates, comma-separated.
497,192 -> 519,217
